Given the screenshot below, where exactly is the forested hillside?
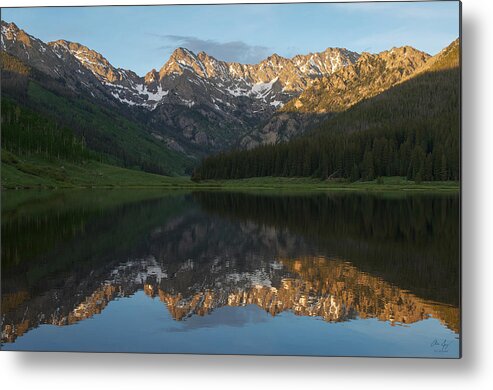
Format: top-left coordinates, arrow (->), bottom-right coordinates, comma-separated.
1,51 -> 194,177
192,40 -> 460,182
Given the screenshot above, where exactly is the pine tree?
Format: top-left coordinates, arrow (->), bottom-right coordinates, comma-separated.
350,163 -> 360,182
440,153 -> 448,181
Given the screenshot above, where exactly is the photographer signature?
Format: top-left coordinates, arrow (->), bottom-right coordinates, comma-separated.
430,338 -> 452,353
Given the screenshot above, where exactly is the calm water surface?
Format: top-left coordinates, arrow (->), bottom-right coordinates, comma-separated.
1,190 -> 460,357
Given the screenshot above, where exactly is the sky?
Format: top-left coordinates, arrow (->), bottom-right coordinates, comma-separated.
1,1 -> 460,76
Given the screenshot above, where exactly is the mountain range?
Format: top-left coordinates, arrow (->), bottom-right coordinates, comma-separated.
1,21 -> 358,150
1,20 -> 459,179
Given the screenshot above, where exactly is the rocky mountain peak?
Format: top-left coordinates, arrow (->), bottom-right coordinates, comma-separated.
345,45 -> 430,79
196,50 -> 210,61
144,68 -> 159,84
159,46 -> 209,78
266,53 -> 285,64
1,21 -> 100,89
413,38 -> 459,74
1,21 -> 36,49
170,46 -> 194,59
382,45 -> 430,64
48,39 -> 129,83
1,21 -> 20,39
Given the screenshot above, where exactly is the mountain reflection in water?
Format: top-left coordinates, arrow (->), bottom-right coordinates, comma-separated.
1,190 -> 460,356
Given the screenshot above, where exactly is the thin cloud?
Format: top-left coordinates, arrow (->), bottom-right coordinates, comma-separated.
155,34 -> 272,64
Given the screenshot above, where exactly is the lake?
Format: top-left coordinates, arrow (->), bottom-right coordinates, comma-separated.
1,189 -> 460,357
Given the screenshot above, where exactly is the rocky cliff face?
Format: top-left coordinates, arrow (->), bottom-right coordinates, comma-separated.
151,46 -> 360,110
48,39 -> 147,104
283,46 -> 430,114
242,46 -> 431,147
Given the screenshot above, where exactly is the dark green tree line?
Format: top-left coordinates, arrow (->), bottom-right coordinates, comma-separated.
193,67 -> 460,182
1,99 -> 91,162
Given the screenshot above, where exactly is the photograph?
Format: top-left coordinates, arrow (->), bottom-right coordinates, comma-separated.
1,0 -> 461,358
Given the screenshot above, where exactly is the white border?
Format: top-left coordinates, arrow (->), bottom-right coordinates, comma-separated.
2,1 -> 492,389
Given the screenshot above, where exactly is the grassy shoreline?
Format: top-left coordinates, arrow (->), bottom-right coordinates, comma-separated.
1,154 -> 194,190
195,176 -> 459,192
2,157 -> 459,192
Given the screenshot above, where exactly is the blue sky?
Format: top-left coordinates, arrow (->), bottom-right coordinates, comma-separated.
1,1 -> 460,76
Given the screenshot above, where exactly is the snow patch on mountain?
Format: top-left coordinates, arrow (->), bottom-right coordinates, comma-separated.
250,77 -> 278,98
143,85 -> 169,101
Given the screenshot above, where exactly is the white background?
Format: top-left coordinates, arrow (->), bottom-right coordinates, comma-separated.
0,0 -> 491,389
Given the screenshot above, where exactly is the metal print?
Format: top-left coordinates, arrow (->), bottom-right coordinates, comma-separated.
0,1 -> 461,357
